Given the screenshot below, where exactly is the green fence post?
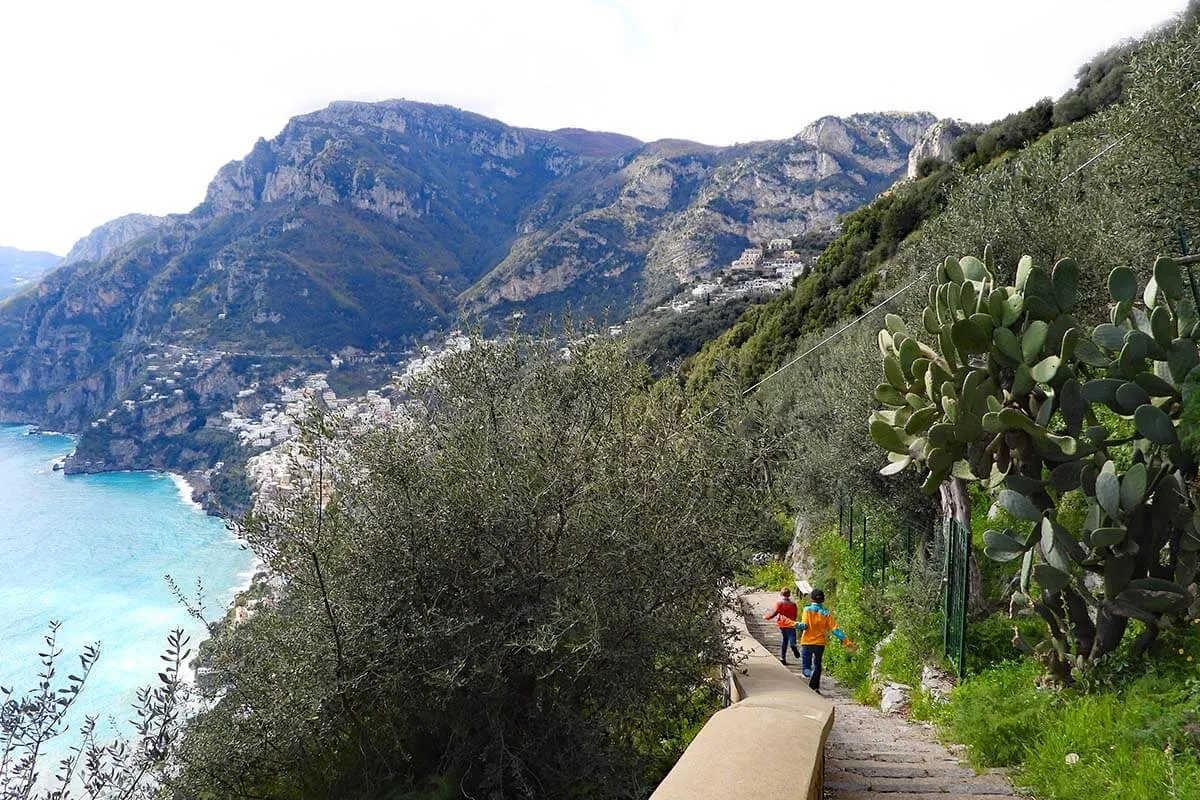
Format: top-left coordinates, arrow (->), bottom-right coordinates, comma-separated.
941,517 -> 950,664
862,516 -> 868,584
848,502 -> 854,549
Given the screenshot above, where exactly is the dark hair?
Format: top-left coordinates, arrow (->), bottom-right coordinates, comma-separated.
810,588 -> 825,603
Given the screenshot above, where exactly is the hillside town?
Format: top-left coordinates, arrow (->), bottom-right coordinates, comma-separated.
652,236 -> 819,315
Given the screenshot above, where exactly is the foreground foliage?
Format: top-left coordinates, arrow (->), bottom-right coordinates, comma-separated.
175,332 -> 768,799
1,625 -> 189,800
871,252 -> 1200,682
945,655 -> 1200,800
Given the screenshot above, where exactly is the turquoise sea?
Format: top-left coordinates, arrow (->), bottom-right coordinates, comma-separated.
0,424 -> 254,739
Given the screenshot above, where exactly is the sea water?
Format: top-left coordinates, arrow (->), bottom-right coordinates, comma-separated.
0,424 -> 254,745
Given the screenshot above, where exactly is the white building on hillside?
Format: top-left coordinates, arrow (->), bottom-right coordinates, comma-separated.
731,248 -> 763,270
767,238 -> 792,252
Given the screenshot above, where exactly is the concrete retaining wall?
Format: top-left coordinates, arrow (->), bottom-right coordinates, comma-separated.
651,594 -> 835,800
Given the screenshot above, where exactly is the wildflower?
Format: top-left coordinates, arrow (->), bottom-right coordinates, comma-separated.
1180,648 -> 1186,655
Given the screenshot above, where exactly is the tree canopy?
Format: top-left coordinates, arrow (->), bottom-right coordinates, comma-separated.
173,331 -> 770,799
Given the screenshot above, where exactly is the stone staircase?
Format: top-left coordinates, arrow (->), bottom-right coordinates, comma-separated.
743,593 -> 1031,799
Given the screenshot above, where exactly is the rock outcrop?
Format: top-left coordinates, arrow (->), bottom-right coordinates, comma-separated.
906,118 -> 967,178
61,213 -> 167,266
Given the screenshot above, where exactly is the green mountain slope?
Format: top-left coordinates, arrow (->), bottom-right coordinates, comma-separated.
679,7 -> 1200,396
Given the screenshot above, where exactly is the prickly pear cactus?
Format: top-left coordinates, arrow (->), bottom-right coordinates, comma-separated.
871,251 -> 1200,678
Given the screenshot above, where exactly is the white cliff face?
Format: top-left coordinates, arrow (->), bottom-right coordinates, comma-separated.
61,214 -> 167,266
906,119 -> 967,178
799,117 -> 856,154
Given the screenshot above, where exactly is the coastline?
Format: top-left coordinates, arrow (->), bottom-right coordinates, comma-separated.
168,472 -> 205,513
0,428 -> 257,736
167,469 -> 266,610
11,424 -> 270,643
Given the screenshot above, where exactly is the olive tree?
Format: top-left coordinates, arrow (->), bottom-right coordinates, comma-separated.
175,330 -> 768,799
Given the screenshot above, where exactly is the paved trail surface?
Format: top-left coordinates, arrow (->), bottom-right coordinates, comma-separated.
743,593 -> 1031,800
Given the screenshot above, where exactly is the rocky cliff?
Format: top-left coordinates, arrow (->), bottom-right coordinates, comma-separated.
0,99 -> 932,482
469,112 -> 933,313
61,213 -> 168,266
906,119 -> 967,178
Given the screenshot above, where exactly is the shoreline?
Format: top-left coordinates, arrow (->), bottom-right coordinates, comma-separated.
167,470 -> 266,612
13,422 -> 269,639
0,429 -> 257,729
168,472 -> 205,513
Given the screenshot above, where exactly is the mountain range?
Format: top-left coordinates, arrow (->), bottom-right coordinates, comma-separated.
0,247 -> 61,301
0,99 -> 938,489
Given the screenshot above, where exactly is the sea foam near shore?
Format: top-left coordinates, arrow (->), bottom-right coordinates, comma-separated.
168,472 -> 205,513
0,425 -> 255,746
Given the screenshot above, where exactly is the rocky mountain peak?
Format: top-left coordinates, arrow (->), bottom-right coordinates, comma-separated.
796,112 -> 936,158
61,213 -> 167,266
198,99 -> 617,222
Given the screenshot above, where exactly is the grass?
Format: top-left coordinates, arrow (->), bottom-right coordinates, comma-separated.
945,659 -> 1054,767
1020,692 -> 1200,800
942,632 -> 1200,799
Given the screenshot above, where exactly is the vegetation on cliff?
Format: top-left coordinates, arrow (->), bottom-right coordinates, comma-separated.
170,331 -> 771,798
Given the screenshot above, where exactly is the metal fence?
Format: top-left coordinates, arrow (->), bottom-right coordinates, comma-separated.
837,497 -> 920,587
941,516 -> 971,678
837,497 -> 969,677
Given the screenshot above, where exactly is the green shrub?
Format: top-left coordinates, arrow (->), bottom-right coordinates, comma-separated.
876,625 -> 926,688
738,560 -> 795,592
175,331 -> 769,798
946,660 -> 1054,767
965,614 -> 1043,675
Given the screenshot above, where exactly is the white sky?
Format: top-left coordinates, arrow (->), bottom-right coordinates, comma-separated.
0,0 -> 1189,255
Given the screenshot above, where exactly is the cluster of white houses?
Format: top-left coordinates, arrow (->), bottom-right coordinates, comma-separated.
730,238 -> 809,277
655,237 -> 814,313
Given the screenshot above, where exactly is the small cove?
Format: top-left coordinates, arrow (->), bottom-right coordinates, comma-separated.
0,424 -> 254,740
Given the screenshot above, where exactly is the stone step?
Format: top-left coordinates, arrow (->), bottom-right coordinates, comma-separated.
831,760 -> 977,779
831,794 -> 1026,800
828,741 -> 951,754
828,751 -> 954,765
824,772 -> 1017,795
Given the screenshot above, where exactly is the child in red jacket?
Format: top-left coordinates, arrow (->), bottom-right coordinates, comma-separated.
762,587 -> 801,664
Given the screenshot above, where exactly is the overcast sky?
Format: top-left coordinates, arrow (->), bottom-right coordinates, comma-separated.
0,0 -> 1189,255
